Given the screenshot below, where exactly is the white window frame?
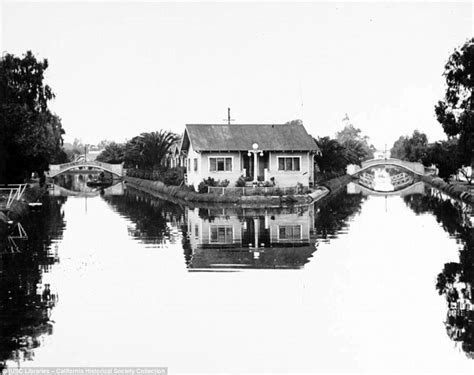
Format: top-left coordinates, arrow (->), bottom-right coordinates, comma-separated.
208,156 -> 233,173
277,225 -> 302,240
209,225 -> 234,243
277,156 -> 302,172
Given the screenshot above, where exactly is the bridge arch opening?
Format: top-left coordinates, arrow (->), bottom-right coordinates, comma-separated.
47,161 -> 124,178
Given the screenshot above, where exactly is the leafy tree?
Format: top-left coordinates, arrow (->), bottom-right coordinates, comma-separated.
422,139 -> 468,182
435,38 -> 474,171
335,122 -> 374,163
284,119 -> 303,126
390,130 -> 428,162
96,142 -> 125,164
97,139 -> 111,150
0,51 -> 65,182
314,137 -> 358,173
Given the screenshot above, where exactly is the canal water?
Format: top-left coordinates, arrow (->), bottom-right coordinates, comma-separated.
1,176 -> 474,373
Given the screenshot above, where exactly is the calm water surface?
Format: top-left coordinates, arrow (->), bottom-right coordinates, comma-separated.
1,177 -> 474,373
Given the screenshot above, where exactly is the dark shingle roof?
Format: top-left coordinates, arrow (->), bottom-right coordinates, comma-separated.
182,124 -> 319,152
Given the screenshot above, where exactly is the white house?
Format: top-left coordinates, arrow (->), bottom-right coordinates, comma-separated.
373,149 -> 391,159
180,123 -> 320,189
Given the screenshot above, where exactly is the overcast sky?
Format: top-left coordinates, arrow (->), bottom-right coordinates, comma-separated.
1,1 -> 473,148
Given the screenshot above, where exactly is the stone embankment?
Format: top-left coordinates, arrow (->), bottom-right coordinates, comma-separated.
125,177 -> 329,206
0,184 -> 46,238
420,175 -> 473,204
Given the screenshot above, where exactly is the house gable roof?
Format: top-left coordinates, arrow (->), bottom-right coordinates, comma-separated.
181,124 -> 319,153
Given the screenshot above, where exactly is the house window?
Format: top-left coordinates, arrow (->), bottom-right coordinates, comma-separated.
194,158 -> 198,172
278,225 -> 301,240
278,157 -> 300,171
194,224 -> 199,238
209,157 -> 232,172
210,225 -> 233,243
187,158 -> 190,172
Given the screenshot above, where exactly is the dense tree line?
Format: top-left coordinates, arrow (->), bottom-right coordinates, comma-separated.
0,51 -> 66,183
390,38 -> 473,183
314,122 -> 374,178
96,130 -> 178,170
390,130 -> 428,162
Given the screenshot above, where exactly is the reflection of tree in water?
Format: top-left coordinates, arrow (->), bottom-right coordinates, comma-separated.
0,196 -> 65,369
315,190 -> 366,242
103,187 -> 184,246
404,191 -> 474,358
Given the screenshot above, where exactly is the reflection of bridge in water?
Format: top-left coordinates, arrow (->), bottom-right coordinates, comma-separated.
347,181 -> 426,197
47,160 -> 124,178
49,183 -> 125,197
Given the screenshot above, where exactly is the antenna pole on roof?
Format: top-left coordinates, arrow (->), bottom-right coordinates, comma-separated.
223,107 -> 235,125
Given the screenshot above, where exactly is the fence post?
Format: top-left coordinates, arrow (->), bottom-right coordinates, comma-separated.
222,187 -> 224,196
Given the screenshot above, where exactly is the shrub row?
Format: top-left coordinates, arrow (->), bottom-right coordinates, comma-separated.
126,167 -> 185,186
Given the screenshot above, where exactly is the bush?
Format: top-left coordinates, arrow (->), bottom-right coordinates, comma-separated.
236,175 -> 246,187
197,181 -> 209,194
196,177 -> 229,193
126,167 -> 185,185
162,168 -> 184,186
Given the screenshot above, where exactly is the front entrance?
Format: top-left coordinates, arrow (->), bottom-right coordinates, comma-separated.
242,152 -> 269,181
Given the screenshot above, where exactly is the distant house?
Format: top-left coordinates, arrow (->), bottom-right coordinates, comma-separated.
180,123 -> 320,189
165,138 -> 185,169
373,149 -> 390,159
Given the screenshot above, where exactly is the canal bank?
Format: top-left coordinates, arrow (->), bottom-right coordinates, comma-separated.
420,175 -> 474,204
318,174 -> 354,194
124,176 -> 330,207
0,184 -> 47,238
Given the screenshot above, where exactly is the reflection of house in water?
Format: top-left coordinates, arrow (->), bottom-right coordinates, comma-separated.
185,205 -> 317,270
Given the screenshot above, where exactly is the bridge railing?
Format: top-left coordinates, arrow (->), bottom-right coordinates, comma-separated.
52,160 -> 117,171
0,184 -> 27,209
48,161 -> 124,177
355,158 -> 425,175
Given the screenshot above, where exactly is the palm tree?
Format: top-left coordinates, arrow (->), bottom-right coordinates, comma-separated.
125,130 -> 178,170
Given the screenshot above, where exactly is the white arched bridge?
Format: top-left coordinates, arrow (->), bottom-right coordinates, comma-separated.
348,158 -> 427,176
47,161 -> 124,178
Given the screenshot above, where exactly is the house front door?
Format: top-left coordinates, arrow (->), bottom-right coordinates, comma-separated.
242,154 -> 254,180
257,153 -> 269,181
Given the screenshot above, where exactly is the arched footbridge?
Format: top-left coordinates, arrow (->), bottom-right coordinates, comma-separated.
348,158 -> 427,176
47,161 -> 124,178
